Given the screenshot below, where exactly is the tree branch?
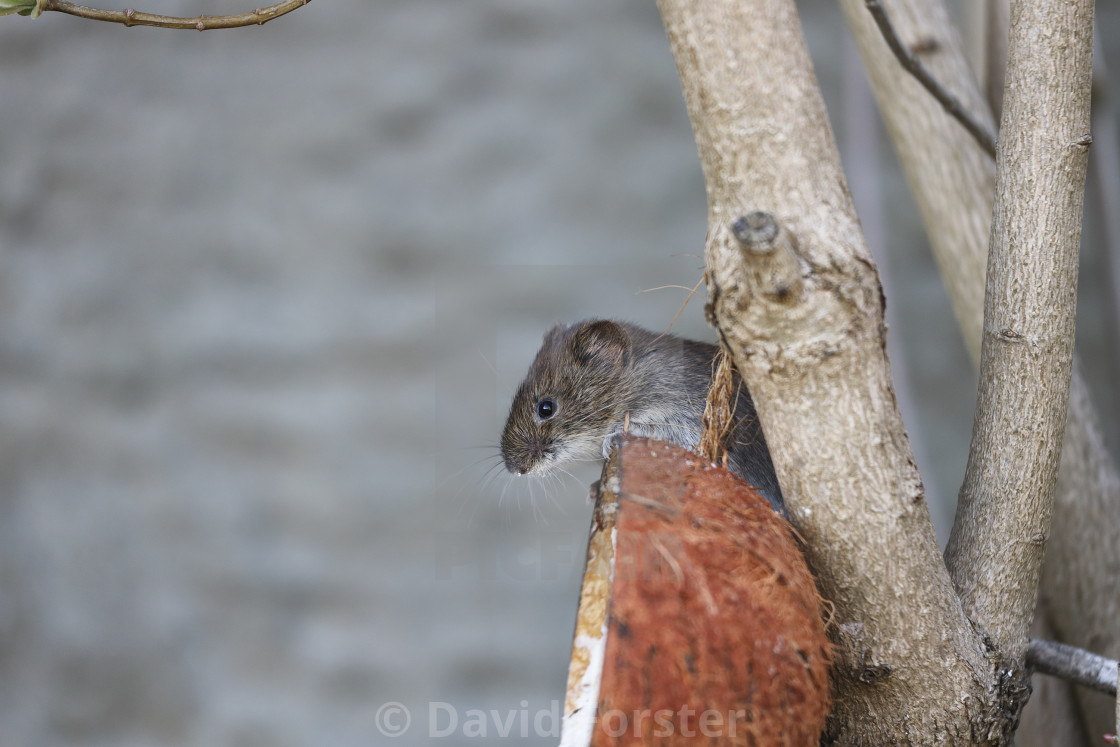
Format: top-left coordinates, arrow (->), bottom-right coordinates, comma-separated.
657,0 -> 994,740
944,0 -> 1093,663
841,0 -> 1120,736
864,0 -> 997,158
37,0 -> 310,29
1017,612 -> 1094,746
1027,638 -> 1119,696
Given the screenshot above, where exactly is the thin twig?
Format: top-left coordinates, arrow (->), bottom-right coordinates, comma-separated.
40,0 -> 310,30
864,0 -> 997,159
1026,638 -> 1119,696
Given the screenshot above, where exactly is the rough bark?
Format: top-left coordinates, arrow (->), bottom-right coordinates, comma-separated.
656,0 -> 998,741
945,0 -> 1093,663
840,0 -> 1120,737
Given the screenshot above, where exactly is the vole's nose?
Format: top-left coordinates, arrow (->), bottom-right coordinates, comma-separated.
503,438 -> 548,475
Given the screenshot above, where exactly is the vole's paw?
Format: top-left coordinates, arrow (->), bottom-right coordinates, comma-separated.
601,432 -> 622,459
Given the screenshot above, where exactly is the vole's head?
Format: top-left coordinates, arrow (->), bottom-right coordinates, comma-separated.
500,320 -> 633,475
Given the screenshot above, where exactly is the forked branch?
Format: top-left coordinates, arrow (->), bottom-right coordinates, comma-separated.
657,0 -> 993,740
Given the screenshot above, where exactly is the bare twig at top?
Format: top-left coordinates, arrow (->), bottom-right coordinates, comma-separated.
864,0 -> 998,158
38,0 -> 310,30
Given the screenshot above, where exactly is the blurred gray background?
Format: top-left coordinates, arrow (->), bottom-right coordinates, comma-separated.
1,1 -> 1117,745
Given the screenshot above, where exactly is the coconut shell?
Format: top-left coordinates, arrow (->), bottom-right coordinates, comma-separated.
561,436 -> 832,746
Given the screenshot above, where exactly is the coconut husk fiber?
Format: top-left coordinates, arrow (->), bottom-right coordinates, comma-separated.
591,436 -> 832,746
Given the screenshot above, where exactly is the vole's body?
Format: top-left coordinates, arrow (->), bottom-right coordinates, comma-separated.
500,320 -> 784,513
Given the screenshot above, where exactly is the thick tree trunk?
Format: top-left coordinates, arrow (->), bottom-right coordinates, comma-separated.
657,0 -> 1104,741
840,0 -> 1119,737
656,0 -> 1002,741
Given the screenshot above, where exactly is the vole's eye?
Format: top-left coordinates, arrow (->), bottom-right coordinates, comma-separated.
536,398 -> 556,420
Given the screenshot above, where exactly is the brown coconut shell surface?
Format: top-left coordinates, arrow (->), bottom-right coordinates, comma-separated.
592,436 -> 832,746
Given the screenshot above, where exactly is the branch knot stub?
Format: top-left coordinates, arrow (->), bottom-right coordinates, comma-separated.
730,211 -> 803,303
992,326 -> 1025,343
732,211 -> 780,253
858,664 -> 892,684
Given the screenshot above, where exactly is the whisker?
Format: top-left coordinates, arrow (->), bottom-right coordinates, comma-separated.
477,349 -> 498,377
636,284 -> 698,293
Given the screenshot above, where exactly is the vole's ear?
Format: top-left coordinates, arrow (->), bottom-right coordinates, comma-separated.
569,320 -> 631,368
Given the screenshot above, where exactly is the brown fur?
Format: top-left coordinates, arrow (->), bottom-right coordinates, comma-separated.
500,320 -> 784,513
